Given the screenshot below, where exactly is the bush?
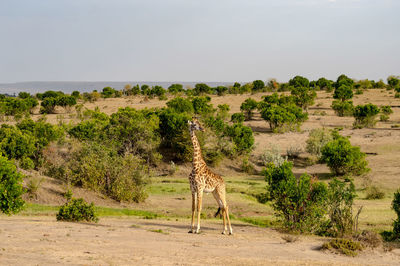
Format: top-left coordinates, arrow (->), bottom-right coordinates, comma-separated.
166,97 -> 194,114
386,189 -> 400,240
333,85 -> 353,102
260,104 -> 308,132
194,83 -> 211,95
0,155 -> 25,215
168,84 -> 184,94
57,198 -> 98,222
101,87 -> 118,98
365,185 -> 385,200
335,74 -> 354,89
331,100 -> 354,117
321,133 -> 369,176
321,238 -> 363,256
0,125 -> 36,160
224,123 -> 254,154
264,161 -> 328,232
289,76 -> 310,88
215,86 -> 228,96
252,80 -> 265,92
240,98 -> 258,120
306,128 -> 333,159
260,144 -> 287,167
290,86 -> 316,110
353,103 -> 380,128
191,96 -> 214,116
380,105 -> 393,122
58,142 -> 149,202
231,112 -> 245,124
323,179 -> 356,237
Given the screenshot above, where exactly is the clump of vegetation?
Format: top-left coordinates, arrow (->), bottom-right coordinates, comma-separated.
241,156 -> 255,174
264,161 -> 328,233
382,189 -> 400,241
321,238 -> 363,256
286,144 -> 302,159
321,132 -> 369,176
240,98 -> 258,120
306,128 -> 333,159
57,197 -> 98,223
259,93 -> 308,132
0,155 -> 25,215
290,86 -> 317,111
231,112 -> 245,124
365,185 -> 385,200
353,103 -> 380,128
331,100 -> 354,117
25,176 -> 44,199
379,105 -> 393,122
260,144 -> 287,167
321,178 -> 356,237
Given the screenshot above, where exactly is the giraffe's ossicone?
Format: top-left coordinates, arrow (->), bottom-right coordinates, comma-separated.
187,118 -> 233,235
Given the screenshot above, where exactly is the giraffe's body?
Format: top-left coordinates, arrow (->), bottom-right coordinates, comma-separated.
188,119 -> 233,235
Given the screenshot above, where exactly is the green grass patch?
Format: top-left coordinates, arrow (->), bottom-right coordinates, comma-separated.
322,238 -> 363,256
148,229 -> 169,235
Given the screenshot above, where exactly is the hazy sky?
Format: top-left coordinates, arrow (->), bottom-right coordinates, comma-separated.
0,0 -> 399,83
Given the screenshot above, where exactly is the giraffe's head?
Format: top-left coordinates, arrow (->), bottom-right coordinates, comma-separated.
188,118 -> 204,132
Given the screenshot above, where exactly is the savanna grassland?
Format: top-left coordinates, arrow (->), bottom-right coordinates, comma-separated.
1,78 -> 400,265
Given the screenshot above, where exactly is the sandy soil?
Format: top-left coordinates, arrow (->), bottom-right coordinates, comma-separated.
1,216 -> 399,266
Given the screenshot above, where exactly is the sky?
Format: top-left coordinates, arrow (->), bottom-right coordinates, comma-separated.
0,0 -> 399,83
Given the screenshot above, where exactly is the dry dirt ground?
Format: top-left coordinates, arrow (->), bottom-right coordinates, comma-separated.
1,216 -> 399,266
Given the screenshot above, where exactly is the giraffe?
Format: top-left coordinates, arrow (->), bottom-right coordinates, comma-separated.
187,118 -> 233,235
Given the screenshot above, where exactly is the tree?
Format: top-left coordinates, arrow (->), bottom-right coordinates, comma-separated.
252,80 -> 265,92
224,123 -> 254,154
240,98 -> 258,120
353,103 -> 380,128
194,83 -> 211,95
335,74 -> 354,89
331,100 -> 354,117
168,84 -> 184,94
264,161 -> 328,232
321,132 -> 369,176
316,77 -> 334,91
166,97 -> 194,113
333,85 -> 353,102
387,76 -> 400,90
290,86 -> 317,110
215,86 -> 228,96
0,155 -> 25,215
289,75 -> 310,88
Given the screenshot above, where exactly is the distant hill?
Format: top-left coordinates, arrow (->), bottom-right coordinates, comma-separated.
0,81 -> 233,94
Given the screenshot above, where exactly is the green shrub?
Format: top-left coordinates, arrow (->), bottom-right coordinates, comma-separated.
191,96 -> 214,116
321,133 -> 369,176
290,86 -> 316,110
335,74 -> 354,89
216,104 -> 230,120
288,75 -> 310,88
20,156 -> 34,170
0,155 -> 25,215
168,84 -> 184,94
240,98 -> 258,120
323,179 -> 356,237
231,113 -> 245,124
380,105 -> 393,122
101,87 -> 118,98
365,186 -> 385,200
333,85 -> 353,102
353,103 -> 380,128
71,91 -> 80,98
166,97 -> 194,113
264,161 -> 328,232
57,198 -> 98,222
224,123 -> 254,154
252,80 -> 265,92
66,143 -> 148,202
316,77 -> 334,92
386,190 -> 400,240
0,125 -> 36,160
193,83 -> 211,95
331,100 -> 354,117
322,238 -> 363,256
306,128 -> 333,159
241,156 -> 255,174
215,86 -> 228,96
260,104 -> 308,132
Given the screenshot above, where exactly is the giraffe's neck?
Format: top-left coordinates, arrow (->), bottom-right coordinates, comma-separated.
190,130 -> 205,167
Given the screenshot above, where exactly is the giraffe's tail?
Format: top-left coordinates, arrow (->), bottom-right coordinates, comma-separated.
214,207 -> 221,218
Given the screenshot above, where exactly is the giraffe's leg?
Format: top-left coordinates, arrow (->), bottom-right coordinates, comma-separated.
189,192 -> 196,233
224,205 -> 233,235
213,190 -> 227,234
195,191 -> 203,234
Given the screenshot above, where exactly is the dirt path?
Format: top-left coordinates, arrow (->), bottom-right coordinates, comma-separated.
0,216 -> 399,265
